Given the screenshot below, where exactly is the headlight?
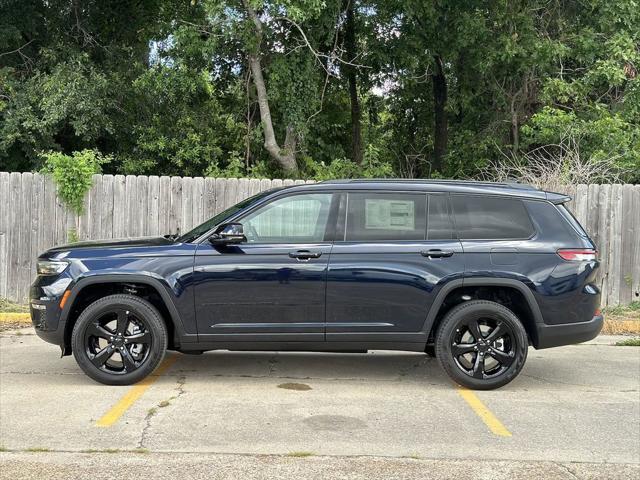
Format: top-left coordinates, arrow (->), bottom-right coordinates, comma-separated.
37,260 -> 69,276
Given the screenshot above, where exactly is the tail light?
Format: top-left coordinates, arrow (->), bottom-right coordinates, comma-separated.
557,248 -> 597,261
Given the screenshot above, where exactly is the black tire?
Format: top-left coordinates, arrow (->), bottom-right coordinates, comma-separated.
71,294 -> 168,386
435,300 -> 528,390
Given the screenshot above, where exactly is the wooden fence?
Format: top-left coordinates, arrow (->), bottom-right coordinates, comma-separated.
0,172 -> 638,306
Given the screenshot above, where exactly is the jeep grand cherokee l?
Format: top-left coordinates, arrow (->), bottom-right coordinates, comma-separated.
30,180 -> 603,389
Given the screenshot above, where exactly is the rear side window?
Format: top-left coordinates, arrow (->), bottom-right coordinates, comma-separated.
557,204 -> 588,237
346,193 -> 427,241
427,194 -> 453,240
451,195 -> 535,240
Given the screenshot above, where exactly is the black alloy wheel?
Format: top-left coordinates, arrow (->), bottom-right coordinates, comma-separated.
435,300 -> 528,390
72,294 -> 167,385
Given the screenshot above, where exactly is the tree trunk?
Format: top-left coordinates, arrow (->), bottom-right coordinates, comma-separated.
242,0 -> 298,175
431,54 -> 448,175
343,0 -> 363,164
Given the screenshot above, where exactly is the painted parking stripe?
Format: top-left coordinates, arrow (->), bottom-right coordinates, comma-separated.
457,387 -> 512,437
96,355 -> 178,427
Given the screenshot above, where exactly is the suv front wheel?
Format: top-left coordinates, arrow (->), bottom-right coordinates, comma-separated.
71,294 -> 168,385
435,300 -> 528,390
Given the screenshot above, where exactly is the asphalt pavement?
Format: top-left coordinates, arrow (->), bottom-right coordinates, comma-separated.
1,328 -> 638,479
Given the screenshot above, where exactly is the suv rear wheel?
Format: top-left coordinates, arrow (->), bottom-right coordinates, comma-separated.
435,300 -> 528,390
71,294 -> 168,385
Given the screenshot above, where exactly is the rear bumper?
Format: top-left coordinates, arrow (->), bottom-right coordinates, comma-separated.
534,314 -> 604,349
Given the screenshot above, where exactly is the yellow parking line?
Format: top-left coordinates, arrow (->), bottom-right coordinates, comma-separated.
457,387 -> 512,437
96,355 -> 178,428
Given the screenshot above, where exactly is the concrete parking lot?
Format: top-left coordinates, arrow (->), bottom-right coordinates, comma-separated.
1,328 -> 639,479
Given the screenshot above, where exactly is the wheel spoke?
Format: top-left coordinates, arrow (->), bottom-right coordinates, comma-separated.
467,320 -> 483,342
485,322 -> 507,343
125,331 -> 150,344
90,345 -> 114,368
472,353 -> 485,379
86,323 -> 112,340
489,348 -> 515,367
452,343 -> 476,356
115,310 -> 129,336
119,347 -> 138,372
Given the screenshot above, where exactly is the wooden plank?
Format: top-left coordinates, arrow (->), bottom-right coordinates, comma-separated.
259,178 -> 272,193
586,184 -> 600,245
41,175 -> 57,251
113,175 -> 127,238
0,172 -> 9,299
18,172 -> 33,302
29,174 -> 44,284
169,176 -> 182,236
607,184 -> 624,305
630,186 -> 640,304
237,178 -> 250,203
147,176 -> 160,236
125,175 -> 139,238
101,175 -> 115,239
89,174 -> 102,240
7,173 -> 22,301
596,185 -> 611,305
249,178 -> 262,198
213,178 -> 226,214
619,184 -> 635,305
204,178 -> 217,218
192,176 -> 205,227
137,175 -> 149,236
158,176 -> 171,234
224,178 -> 238,210
574,184 -> 588,226
181,177 -> 193,234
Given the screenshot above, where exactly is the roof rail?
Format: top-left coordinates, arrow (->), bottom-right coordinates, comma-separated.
319,178 -> 538,190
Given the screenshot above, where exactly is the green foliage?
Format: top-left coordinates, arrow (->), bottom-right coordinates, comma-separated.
41,150 -> 109,214
1,0 -> 638,182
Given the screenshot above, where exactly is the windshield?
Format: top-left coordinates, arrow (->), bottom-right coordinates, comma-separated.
177,190 -> 275,243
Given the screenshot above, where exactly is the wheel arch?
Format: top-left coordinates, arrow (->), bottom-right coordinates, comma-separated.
424,278 -> 543,347
61,274 -> 190,354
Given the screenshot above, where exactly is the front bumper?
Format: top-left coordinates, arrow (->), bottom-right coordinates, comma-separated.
534,314 -> 604,349
30,286 -> 68,347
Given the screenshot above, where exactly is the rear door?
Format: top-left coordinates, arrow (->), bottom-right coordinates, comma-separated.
325,191 -> 464,342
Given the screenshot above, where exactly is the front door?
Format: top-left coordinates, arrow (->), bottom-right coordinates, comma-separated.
325,192 -> 464,343
194,192 -> 336,342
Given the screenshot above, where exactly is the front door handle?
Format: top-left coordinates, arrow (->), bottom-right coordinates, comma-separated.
421,249 -> 454,259
289,250 -> 322,260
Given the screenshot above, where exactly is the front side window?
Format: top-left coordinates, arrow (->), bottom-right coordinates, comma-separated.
241,193 -> 333,243
345,193 -> 427,241
451,195 -> 535,240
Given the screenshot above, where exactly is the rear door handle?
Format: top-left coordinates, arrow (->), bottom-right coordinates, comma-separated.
289,250 -> 322,260
421,249 -> 454,258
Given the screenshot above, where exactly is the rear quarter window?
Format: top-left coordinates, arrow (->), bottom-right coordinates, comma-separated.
451,195 -> 535,240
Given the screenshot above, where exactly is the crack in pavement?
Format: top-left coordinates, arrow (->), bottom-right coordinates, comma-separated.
555,461 -> 580,480
267,354 -> 278,376
138,375 -> 187,449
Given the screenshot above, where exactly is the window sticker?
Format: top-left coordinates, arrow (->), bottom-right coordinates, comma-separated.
364,199 -> 415,230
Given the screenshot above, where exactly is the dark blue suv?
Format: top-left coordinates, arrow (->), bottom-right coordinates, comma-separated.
30,180 -> 603,389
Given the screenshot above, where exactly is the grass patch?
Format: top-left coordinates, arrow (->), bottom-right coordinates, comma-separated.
0,298 -> 29,313
615,337 -> 640,346
147,407 -> 157,417
0,446 -> 8,452
132,448 -> 149,454
102,448 -> 121,454
286,451 -> 315,458
158,400 -> 171,408
26,447 -> 50,452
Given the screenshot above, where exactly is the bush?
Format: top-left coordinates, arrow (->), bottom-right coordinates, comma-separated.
41,149 -> 110,214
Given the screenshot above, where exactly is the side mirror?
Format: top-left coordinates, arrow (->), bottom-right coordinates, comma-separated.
209,223 -> 246,245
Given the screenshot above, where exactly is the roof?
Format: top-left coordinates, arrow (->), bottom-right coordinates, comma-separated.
275,179 -> 569,202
